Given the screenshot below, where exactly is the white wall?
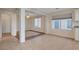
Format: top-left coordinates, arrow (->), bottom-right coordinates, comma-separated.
1,12 -> 11,33
25,17 -> 29,30
0,10 -> 29,34
11,13 -> 17,36
1,11 -> 18,34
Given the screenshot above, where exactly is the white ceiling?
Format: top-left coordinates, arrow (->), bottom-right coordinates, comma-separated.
25,8 -> 72,16
0,8 -> 73,16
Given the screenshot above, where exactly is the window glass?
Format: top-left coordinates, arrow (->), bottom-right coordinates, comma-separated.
51,18 -> 72,30
34,18 -> 41,28
67,19 -> 72,30
52,20 -> 60,29
54,20 -> 59,29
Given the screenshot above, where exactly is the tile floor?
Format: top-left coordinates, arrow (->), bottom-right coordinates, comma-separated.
0,31 -> 79,50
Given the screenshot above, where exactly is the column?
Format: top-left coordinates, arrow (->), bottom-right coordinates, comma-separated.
11,13 -> 17,36
19,8 -> 26,43
0,14 -> 2,38
74,9 -> 79,41
45,16 -> 51,34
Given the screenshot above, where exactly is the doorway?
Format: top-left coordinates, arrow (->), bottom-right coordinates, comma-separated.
1,13 -> 11,37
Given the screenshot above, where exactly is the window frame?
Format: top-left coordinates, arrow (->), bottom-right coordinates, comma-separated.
34,17 -> 41,28
51,17 -> 72,31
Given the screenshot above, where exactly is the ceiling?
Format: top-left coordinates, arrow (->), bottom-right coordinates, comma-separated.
0,8 -> 73,16
25,8 -> 72,16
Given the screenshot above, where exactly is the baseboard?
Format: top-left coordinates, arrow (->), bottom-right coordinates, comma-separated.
47,33 -> 74,40
28,30 -> 45,34
2,33 -> 11,35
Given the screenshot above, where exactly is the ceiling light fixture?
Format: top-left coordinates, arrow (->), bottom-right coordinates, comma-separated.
26,15 -> 30,18
26,8 -> 30,18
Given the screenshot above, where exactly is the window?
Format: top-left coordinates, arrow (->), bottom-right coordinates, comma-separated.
51,18 -> 72,30
52,20 -> 60,29
34,18 -> 41,28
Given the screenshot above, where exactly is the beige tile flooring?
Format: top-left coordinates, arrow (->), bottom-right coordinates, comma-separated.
0,31 -> 79,50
